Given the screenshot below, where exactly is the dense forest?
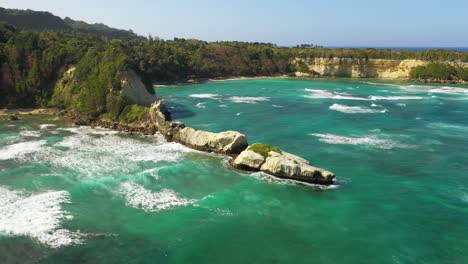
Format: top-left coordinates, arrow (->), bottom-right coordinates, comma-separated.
0,7 -> 140,39
0,7 -> 467,119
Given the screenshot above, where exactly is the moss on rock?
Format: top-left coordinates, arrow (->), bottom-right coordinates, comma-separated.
248,143 -> 281,158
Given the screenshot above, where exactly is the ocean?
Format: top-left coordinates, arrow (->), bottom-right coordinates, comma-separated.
1,78 -> 467,263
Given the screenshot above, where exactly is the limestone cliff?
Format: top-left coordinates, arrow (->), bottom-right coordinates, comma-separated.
295,58 -> 468,80
120,70 -> 157,107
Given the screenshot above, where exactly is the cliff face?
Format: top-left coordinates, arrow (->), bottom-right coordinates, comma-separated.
120,70 -> 157,107
295,58 -> 468,80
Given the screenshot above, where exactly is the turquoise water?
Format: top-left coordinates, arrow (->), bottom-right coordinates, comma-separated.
1,78 -> 468,263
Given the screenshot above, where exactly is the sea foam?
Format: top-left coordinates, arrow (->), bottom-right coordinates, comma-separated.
304,89 -> 370,101
329,104 -> 386,114
0,140 -> 46,161
0,187 -> 82,248
189,94 -> 221,99
310,133 -> 411,149
228,96 -> 270,104
118,182 -> 196,212
196,102 -> 207,109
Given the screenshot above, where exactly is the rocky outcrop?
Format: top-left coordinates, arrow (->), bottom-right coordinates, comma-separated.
120,70 -> 157,107
294,58 -> 468,80
175,127 -> 248,154
233,149 -> 265,170
149,101 -> 335,184
149,100 -> 248,155
233,144 -> 335,184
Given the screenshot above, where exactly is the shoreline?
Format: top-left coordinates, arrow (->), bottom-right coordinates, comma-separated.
0,108 -> 60,117
153,75 -> 290,87
153,75 -> 468,88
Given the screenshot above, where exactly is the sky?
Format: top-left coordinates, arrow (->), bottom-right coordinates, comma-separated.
2,0 -> 468,47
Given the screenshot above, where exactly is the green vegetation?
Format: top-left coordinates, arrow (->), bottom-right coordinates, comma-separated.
118,104 -> 149,124
410,62 -> 468,81
248,143 -> 282,158
1,7 -> 467,117
0,7 -> 140,39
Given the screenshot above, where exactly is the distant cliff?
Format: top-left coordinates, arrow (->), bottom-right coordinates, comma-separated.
294,58 -> 468,82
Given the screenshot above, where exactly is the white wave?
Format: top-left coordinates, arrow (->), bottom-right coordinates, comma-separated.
4,127 -> 192,178
397,103 -> 407,107
428,87 -> 468,95
118,182 -> 196,212
236,112 -> 242,116
40,124 -> 56,130
251,172 -> 339,190
219,104 -> 228,108
0,187 -> 82,248
196,102 -> 206,109
329,104 -> 386,114
19,130 -> 41,138
304,89 -> 370,101
59,126 -> 119,135
428,122 -> 468,132
362,81 -> 399,87
310,133 -> 411,149
189,94 -> 221,99
0,140 -> 46,161
370,95 -> 424,101
228,96 -> 270,104
272,105 -> 284,108
52,133 -> 193,177
371,103 -> 381,107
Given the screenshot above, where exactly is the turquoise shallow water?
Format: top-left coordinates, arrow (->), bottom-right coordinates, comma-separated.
1,78 -> 468,263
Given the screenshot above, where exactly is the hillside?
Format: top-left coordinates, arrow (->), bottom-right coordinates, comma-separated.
0,7 -> 140,39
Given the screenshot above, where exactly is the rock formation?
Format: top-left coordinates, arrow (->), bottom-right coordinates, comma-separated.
175,127 -> 248,154
149,100 -> 248,155
294,58 -> 468,80
149,101 -> 335,184
120,70 -> 158,107
233,143 -> 335,184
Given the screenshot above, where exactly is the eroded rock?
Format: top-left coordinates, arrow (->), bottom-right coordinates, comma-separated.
234,144 -> 335,184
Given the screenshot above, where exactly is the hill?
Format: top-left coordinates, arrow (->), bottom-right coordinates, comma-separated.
0,7 -> 141,39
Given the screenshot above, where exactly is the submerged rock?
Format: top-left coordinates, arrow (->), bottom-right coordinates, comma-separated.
234,143 -> 335,184
9,115 -> 19,121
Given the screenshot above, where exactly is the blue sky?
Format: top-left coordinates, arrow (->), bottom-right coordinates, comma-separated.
2,0 -> 468,47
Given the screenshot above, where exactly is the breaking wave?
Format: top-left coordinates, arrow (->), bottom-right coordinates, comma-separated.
304,89 -> 370,101
118,182 -> 197,212
369,95 -> 424,101
251,172 -> 340,190
329,104 -> 386,114
0,140 -> 46,161
428,87 -> 468,95
189,94 -> 221,99
196,102 -> 206,109
310,133 -> 411,149
228,96 -> 270,104
0,186 -> 83,248
305,88 -> 425,101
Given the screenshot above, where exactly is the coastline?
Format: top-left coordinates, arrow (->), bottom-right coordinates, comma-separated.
153,75 -> 290,87
0,108 -> 60,116
153,75 -> 468,88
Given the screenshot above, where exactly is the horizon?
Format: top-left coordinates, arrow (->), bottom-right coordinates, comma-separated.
2,0 -> 468,47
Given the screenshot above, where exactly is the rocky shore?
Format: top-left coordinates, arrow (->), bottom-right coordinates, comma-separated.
148,100 -> 336,184
2,101 -> 336,185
